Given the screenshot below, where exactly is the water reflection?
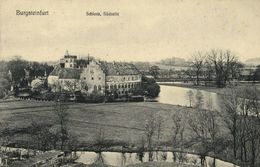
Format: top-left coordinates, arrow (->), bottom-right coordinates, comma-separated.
156,85 -> 220,110
76,151 -> 238,167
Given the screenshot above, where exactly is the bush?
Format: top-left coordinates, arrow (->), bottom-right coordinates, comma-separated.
141,76 -> 160,98
0,87 -> 7,99
146,83 -> 160,97
0,77 -> 10,99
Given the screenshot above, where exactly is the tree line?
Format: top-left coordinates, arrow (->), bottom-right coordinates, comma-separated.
141,85 -> 259,167
189,49 -> 244,88
149,49 -> 260,87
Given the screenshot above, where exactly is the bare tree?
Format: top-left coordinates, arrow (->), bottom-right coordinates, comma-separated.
94,128 -> 106,165
190,52 -> 205,86
204,59 -> 215,86
144,113 -> 157,161
206,49 -> 242,88
238,86 -> 260,166
156,113 -> 163,144
189,92 -> 220,167
172,110 -> 187,163
205,96 -> 219,167
63,79 -> 79,102
186,90 -> 194,107
155,113 -> 163,161
53,100 -> 69,151
221,86 -> 240,160
222,86 -> 260,166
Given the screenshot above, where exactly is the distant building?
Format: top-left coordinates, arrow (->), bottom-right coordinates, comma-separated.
48,52 -> 142,96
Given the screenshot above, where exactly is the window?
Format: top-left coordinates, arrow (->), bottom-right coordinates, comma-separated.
94,85 -> 97,91
114,85 -> 117,89
84,77 -> 86,80
98,85 -> 102,91
99,77 -> 101,80
91,77 -> 94,80
85,85 -> 88,91
66,60 -> 68,63
118,85 -> 121,88
110,85 -> 113,89
70,64 -> 72,67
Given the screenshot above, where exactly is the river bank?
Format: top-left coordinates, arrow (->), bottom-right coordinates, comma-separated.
158,82 -> 225,95
0,99 -> 240,166
158,81 -> 260,95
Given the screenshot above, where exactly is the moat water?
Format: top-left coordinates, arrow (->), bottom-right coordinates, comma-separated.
76,151 -> 238,167
156,85 -> 220,110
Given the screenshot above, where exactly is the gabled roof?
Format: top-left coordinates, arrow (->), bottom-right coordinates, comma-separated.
99,61 -> 140,75
49,66 -> 82,79
49,60 -> 140,80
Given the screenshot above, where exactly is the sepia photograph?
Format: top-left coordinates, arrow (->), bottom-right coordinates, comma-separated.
0,0 -> 260,167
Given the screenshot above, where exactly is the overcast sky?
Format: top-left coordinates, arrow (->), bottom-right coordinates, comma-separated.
0,0 -> 260,62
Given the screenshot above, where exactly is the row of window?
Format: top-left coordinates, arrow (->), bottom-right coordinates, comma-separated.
107,75 -> 140,82
84,85 -> 102,91
118,90 -> 134,94
108,83 -> 139,90
83,77 -> 102,81
83,83 -> 140,92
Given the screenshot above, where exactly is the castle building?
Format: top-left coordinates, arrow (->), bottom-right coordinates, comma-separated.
59,50 -> 77,68
48,53 -> 142,96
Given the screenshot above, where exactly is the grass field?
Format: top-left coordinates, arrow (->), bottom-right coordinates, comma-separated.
0,99 -> 229,153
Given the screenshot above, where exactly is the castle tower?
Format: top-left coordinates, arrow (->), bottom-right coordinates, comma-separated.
60,50 -> 77,68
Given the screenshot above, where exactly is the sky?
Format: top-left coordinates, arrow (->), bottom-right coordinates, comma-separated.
0,0 -> 260,62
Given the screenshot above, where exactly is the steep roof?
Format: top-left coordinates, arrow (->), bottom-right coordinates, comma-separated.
49,61 -> 140,79
99,61 -> 140,75
49,66 -> 82,79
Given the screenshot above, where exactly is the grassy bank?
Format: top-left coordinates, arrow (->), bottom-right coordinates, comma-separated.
0,100 -> 196,146
0,99 -> 234,166
158,82 -> 260,94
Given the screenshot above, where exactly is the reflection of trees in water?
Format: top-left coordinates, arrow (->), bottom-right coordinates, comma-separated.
121,152 -> 126,166
161,152 -> 167,161
94,152 -> 105,165
126,153 -> 134,165
172,152 -> 188,163
156,151 -> 167,161
136,152 -> 144,162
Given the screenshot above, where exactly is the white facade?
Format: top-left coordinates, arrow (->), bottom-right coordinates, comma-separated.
48,56 -> 142,95
80,61 -> 106,94
106,75 -> 141,95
